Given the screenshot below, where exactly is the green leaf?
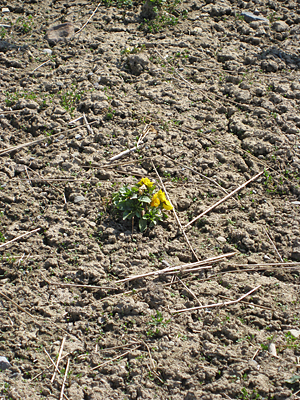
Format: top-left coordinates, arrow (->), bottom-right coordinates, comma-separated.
139,196 -> 151,203
286,375 -> 300,384
130,193 -> 138,199
139,218 -> 147,232
123,210 -> 133,220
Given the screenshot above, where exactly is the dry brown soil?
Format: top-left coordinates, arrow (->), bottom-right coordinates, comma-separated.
0,0 -> 300,399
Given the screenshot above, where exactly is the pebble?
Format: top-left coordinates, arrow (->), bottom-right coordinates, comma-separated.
291,201 -> 300,205
217,236 -> 227,243
2,8 -> 10,13
73,195 -> 86,204
288,329 -> 300,338
75,134 -> 82,140
0,356 -> 11,371
241,12 -> 269,24
43,49 -> 52,55
268,342 -> 277,357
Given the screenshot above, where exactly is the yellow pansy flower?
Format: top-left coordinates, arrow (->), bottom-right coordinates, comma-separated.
162,200 -> 173,210
151,193 -> 160,207
138,177 -> 154,188
157,190 -> 166,203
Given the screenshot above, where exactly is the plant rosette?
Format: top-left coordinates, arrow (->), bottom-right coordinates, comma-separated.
112,177 -> 173,232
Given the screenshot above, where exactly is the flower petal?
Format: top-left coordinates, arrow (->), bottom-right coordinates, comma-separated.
162,200 -> 173,210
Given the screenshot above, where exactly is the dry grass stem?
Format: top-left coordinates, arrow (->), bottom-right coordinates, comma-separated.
30,353 -> 70,382
0,228 -> 40,250
98,342 -> 139,352
115,253 -> 235,284
264,228 -> 284,263
0,122 -> 96,156
83,112 -> 94,135
75,1 -> 101,36
51,336 -> 66,383
60,358 -> 70,400
151,160 -> 199,260
184,170 -> 265,228
109,124 -> 155,162
91,345 -> 141,371
46,280 -> 117,290
68,116 -> 83,125
163,154 -> 231,197
174,285 -> 261,313
231,262 -> 300,267
176,276 -> 202,306
31,59 -> 50,74
219,295 -> 272,311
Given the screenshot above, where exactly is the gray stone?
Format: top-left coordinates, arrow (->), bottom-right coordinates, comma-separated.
45,23 -> 75,45
43,48 -> 52,55
73,195 -> 86,204
127,54 -> 149,76
291,247 -> 300,261
291,201 -> 300,205
217,236 -> 227,243
0,356 -> 11,371
2,8 -> 10,13
241,12 -> 269,24
96,170 -> 111,180
272,21 -> 289,32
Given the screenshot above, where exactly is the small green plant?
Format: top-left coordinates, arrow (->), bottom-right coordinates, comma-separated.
0,232 -> 5,243
59,85 -> 83,115
112,177 -> 173,232
0,26 -> 7,39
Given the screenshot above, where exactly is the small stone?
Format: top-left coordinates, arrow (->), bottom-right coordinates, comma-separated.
193,27 -> 203,35
268,343 -> 277,357
291,201 -> 300,205
45,23 -> 75,45
288,329 -> 300,339
75,134 -> 82,140
291,247 -> 300,261
241,12 -> 269,23
43,49 -> 52,55
73,195 -> 86,204
96,169 -> 111,180
2,8 -> 10,13
217,236 -> 227,243
272,21 -> 289,32
0,356 -> 11,371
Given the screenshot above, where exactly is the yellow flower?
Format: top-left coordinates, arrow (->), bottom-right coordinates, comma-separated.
138,177 -> 153,188
151,193 -> 160,207
157,190 -> 166,203
162,200 -> 173,210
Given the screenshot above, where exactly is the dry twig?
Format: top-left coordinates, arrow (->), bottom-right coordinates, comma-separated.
60,358 -> 70,400
174,285 -> 261,313
51,336 -> 66,383
184,171 -> 264,229
151,160 -> 199,260
0,228 -> 40,250
91,345 -> 141,371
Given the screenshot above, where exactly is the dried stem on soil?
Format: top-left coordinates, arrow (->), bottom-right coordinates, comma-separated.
51,336 -> 66,383
174,285 -> 261,313
74,1 -> 101,36
151,160 -> 199,260
0,228 -> 40,250
0,122 -> 96,156
184,170 -> 264,229
30,59 -> 50,74
60,358 -> 70,400
91,345 -> 141,371
264,227 -> 284,263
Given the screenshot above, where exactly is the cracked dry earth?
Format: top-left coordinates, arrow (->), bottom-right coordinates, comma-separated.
1,0 -> 300,399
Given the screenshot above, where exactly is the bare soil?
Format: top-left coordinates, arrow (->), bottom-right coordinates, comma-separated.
0,0 -> 300,399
